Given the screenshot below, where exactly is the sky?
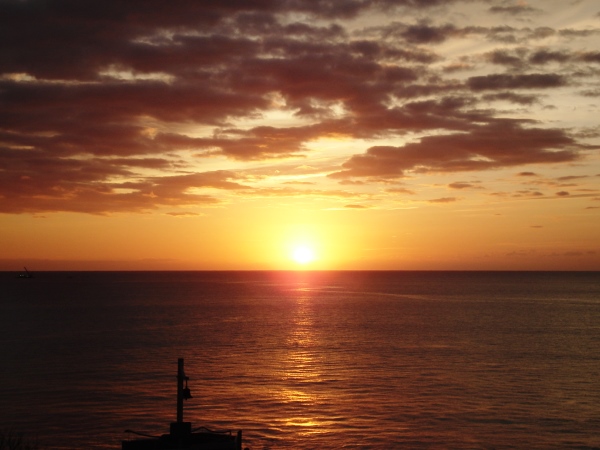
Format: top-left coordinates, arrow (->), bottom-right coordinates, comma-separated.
1,0 -> 599,271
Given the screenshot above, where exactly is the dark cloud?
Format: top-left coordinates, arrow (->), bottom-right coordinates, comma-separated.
0,163 -> 244,214
458,25 -> 597,45
330,121 -> 580,179
468,73 -> 566,91
502,48 -> 600,66
482,92 -> 538,105
581,52 -> 600,63
532,27 -> 556,39
173,125 -> 321,160
559,28 -> 600,39
400,23 -> 460,44
484,47 -> 582,68
486,48 -> 527,67
529,49 -> 571,65
370,20 -> 472,46
489,4 -> 538,16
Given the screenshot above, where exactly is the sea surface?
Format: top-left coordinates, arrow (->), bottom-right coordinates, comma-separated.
1,271 -> 599,449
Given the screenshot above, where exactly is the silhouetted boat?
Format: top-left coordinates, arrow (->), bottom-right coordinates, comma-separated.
17,267 -> 33,278
122,359 -> 244,450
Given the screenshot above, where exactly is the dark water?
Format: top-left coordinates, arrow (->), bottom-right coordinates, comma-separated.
1,271 -> 599,449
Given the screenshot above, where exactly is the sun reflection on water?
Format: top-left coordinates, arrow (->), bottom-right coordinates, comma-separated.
279,287 -> 328,432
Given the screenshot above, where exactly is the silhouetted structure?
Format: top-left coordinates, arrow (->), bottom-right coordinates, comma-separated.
122,359 -> 243,450
17,267 -> 33,278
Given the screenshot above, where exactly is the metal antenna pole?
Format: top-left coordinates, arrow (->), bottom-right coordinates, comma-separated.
177,358 -> 184,423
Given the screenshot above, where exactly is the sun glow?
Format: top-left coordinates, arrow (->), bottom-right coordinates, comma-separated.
291,245 -> 316,265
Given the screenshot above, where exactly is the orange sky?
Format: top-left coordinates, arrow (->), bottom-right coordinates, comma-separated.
1,0 -> 599,270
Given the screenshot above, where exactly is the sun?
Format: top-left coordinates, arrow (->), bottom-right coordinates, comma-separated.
291,245 -> 316,265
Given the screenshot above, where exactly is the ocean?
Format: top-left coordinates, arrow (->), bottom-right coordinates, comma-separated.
1,271 -> 599,449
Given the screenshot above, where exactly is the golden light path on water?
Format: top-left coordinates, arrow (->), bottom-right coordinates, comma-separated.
280,285 -> 328,433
